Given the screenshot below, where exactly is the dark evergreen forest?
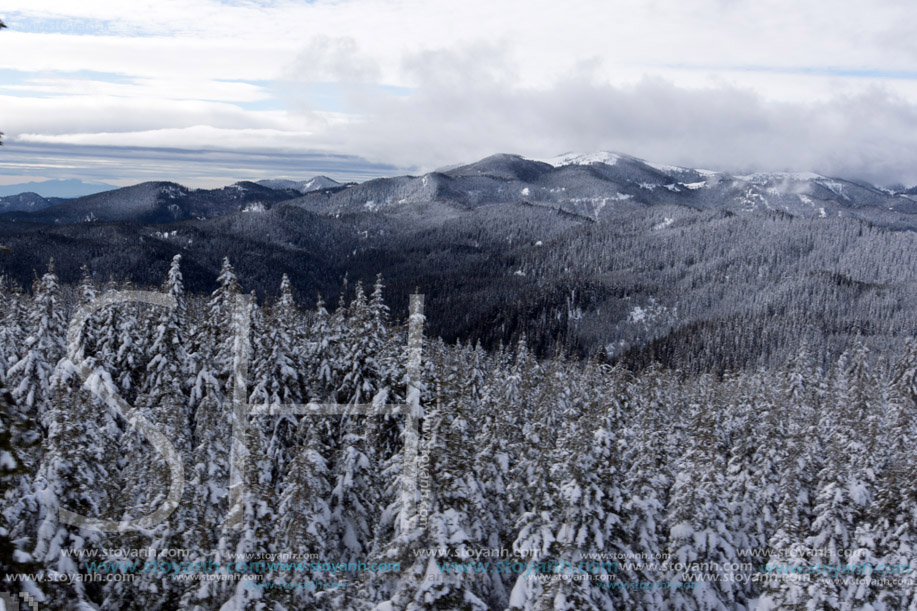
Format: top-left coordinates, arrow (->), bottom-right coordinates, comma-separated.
2,256 -> 916,610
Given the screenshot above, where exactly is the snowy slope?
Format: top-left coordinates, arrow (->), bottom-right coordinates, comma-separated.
284,152 -> 917,227
257,176 -> 344,193
4,152 -> 917,229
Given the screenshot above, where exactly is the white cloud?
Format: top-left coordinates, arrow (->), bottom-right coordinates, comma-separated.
6,1 -> 917,91
0,32 -> 296,81
18,125 -> 328,151
0,95 -> 302,135
3,0 -> 917,185
287,36 -> 381,84
0,142 -> 400,188
3,76 -> 271,102
322,66 -> 917,186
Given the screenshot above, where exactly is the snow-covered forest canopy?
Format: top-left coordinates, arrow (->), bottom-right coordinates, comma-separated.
2,255 -> 917,610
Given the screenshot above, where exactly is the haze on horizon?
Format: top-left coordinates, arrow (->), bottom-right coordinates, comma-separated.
2,0 -> 917,189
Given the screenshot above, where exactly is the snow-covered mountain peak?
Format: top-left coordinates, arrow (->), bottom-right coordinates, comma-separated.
257,176 -> 342,194
735,171 -> 825,183
535,151 -> 626,167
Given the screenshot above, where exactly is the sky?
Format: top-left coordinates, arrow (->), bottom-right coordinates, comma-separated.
2,0 -> 917,189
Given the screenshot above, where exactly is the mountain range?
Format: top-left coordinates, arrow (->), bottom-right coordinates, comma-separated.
4,152 -> 916,228
2,151 -> 916,369
282,152 -> 917,227
0,178 -> 118,198
0,177 -> 344,219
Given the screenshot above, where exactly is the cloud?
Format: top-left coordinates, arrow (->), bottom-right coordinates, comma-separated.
0,142 -> 401,187
4,0 -> 917,185
0,94 -> 300,135
18,126 -> 317,150
3,75 -> 271,102
320,54 -> 917,186
0,32 -> 296,81
288,36 -> 380,84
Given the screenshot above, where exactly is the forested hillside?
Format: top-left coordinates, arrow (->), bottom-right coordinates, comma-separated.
3,202 -> 917,373
2,258 -> 916,610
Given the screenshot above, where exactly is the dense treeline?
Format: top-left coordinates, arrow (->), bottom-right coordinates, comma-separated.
4,203 -> 917,373
2,258 -> 916,610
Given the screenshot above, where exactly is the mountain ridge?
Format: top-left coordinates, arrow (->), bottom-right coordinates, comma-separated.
0,180 -> 302,224
0,178 -> 119,198
3,152 -> 917,227
2,152 -> 917,369
281,152 -> 917,227
256,176 -> 345,193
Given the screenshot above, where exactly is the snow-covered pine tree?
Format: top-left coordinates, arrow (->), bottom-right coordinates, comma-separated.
31,360 -> 118,609
209,286 -> 277,611
854,340 -> 917,610
244,291 -> 280,497
306,292 -> 333,401
0,278 -> 10,382
92,278 -> 146,401
758,345 -> 823,610
337,281 -> 384,406
0,276 -> 27,383
0,385 -> 50,606
203,257 -> 242,390
144,254 -> 188,397
803,346 -> 877,608
74,265 -> 101,358
172,364 -> 237,610
108,256 -> 193,609
251,274 -> 302,406
621,363 -> 671,608
459,340 -> 512,608
328,409 -> 380,566
664,376 -> 740,611
504,337 -> 543,520
7,261 -> 66,426
273,418 -> 333,608
376,344 -> 491,611
362,274 -> 403,463
723,369 -> 780,604
250,274 -> 304,492
529,361 -> 627,611
460,341 -> 518,606
506,340 -> 569,611
132,254 -> 191,499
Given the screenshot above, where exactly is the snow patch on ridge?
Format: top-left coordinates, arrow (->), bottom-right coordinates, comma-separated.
534,151 -> 623,167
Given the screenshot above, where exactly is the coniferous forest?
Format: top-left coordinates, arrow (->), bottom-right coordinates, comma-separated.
4,0 -> 917,606
2,253 -> 916,610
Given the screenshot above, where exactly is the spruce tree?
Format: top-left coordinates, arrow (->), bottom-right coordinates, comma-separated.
8,261 -> 66,426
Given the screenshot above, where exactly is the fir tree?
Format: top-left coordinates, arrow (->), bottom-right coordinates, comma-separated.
8,261 -> 66,426
664,378 -> 739,611
250,274 -> 303,489
0,386 -> 51,605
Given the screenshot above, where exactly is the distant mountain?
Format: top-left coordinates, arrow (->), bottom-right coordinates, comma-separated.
283,152 -> 917,228
0,179 -> 118,198
5,153 -> 916,228
0,192 -> 63,214
3,152 -> 917,370
257,176 -> 344,193
0,181 -> 301,224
